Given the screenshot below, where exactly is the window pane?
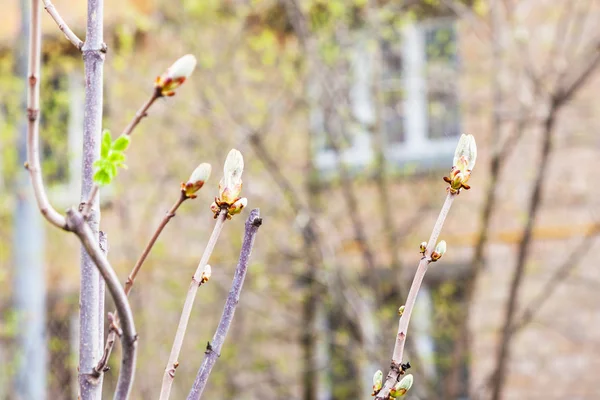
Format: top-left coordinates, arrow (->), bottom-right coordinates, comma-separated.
427,89 -> 460,139
425,23 -> 460,140
381,39 -> 404,80
425,24 -> 457,65
382,89 -> 405,144
381,38 -> 406,145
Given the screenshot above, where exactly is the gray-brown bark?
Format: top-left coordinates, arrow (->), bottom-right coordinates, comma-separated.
78,0 -> 106,397
187,209 -> 262,399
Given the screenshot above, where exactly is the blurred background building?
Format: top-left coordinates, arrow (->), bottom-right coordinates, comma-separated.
1,0 -> 600,399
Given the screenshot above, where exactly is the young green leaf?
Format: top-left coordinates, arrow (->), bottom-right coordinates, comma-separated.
108,152 -> 126,164
112,135 -> 131,152
107,163 -> 118,179
93,169 -> 111,186
101,130 -> 112,158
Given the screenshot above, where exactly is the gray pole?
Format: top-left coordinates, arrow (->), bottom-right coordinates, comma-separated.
13,0 -> 47,397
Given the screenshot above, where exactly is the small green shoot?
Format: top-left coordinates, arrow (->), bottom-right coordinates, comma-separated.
93,129 -> 131,186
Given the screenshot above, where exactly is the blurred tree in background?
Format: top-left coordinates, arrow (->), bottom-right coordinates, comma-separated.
2,0 -> 600,399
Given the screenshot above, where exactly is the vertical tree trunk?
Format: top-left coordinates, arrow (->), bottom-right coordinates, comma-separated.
14,3 -> 47,398
447,2 -> 505,396
79,0 -> 105,398
491,112 -> 556,400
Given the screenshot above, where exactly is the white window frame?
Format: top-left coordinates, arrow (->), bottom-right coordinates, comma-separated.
314,18 -> 460,171
313,33 -> 375,171
386,18 -> 459,166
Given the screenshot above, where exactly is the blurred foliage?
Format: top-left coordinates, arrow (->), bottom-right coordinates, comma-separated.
0,52 -> 22,191
6,0 -> 599,399
0,48 -> 77,191
0,0 -> 471,396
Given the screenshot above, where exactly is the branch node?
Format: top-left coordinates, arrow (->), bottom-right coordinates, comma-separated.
400,361 -> 411,374
83,371 -> 102,385
252,217 -> 263,227
99,231 -> 108,253
205,341 -> 220,357
108,312 -> 123,337
27,107 -> 39,122
167,362 -> 180,377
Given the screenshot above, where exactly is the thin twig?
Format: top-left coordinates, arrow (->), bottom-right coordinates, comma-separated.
472,224 -> 600,400
25,0 -> 67,230
375,193 -> 456,400
159,209 -> 228,400
42,0 -> 84,49
80,90 -> 161,218
187,209 -> 262,400
541,0 -> 578,83
512,223 -> 600,333
98,231 -> 108,374
94,191 -> 188,374
247,131 -> 304,212
127,191 -> 187,295
121,90 -> 161,137
80,184 -> 99,219
65,209 -> 137,400
556,41 -> 600,107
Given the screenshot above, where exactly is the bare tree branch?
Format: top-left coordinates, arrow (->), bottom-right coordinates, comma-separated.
512,224 -> 600,333
94,190 -> 188,376
563,0 -> 596,62
187,209 -> 263,400
489,106 -> 556,400
81,90 -> 161,218
65,209 -> 138,400
26,1 -> 138,397
375,193 -> 457,400
248,131 -> 305,212
555,41 -> 600,107
491,32 -> 600,400
449,4 -> 513,395
42,0 -> 84,49
25,0 -> 68,230
120,90 -> 161,138
159,209 -> 228,400
473,224 -> 600,400
541,0 -> 579,82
